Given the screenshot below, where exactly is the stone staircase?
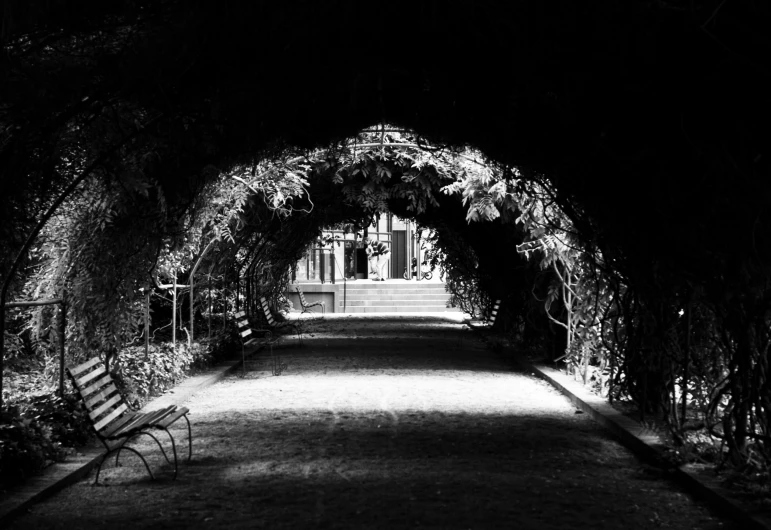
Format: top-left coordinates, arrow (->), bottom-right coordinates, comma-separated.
341,281 -> 456,313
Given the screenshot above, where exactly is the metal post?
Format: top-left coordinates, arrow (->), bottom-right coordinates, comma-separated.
320,249 -> 325,285
0,302 -> 5,409
235,270 -> 240,313
331,252 -> 335,285
416,233 -> 422,282
223,273 -> 228,331
245,268 -> 251,316
144,289 -> 150,360
190,273 -> 195,344
59,297 -> 66,397
172,269 -> 177,348
682,296 -> 691,423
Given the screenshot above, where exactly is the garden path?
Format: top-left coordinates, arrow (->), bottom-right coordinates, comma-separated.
8,315 -> 737,529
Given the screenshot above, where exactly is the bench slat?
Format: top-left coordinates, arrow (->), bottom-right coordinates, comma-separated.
100,410 -> 140,438
260,299 -> 276,325
142,406 -> 178,427
80,374 -> 113,399
75,365 -> 107,388
156,407 -> 189,429
110,407 -> 186,439
122,407 -> 174,431
94,402 -> 129,432
84,382 -> 120,409
118,406 -> 177,435
69,357 -> 101,377
89,393 -> 123,421
487,300 -> 502,325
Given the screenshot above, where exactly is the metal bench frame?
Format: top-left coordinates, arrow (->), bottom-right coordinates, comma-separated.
295,285 -> 325,315
467,299 -> 502,331
67,357 -> 192,484
259,297 -> 304,374
236,310 -> 282,376
259,297 -> 303,343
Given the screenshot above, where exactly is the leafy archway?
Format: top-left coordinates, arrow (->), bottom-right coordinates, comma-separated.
2,0 -> 771,473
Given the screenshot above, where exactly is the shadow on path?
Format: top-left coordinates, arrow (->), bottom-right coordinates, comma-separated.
9,315 -> 736,529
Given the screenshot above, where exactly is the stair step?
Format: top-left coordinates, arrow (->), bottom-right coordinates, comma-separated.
343,306 -> 461,313
344,284 -> 446,290
345,294 -> 450,301
345,300 -> 451,307
344,288 -> 447,294
292,281 -> 454,314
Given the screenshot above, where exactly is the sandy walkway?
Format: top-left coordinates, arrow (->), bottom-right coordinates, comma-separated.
9,315 -> 736,529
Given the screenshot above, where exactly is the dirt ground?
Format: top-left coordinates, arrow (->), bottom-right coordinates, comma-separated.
8,315 -> 738,529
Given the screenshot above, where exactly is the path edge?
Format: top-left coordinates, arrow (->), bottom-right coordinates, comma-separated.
512,354 -> 771,530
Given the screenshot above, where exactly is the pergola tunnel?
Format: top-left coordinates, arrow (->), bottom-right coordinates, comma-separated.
1,2 -> 771,526
4,122 -> 762,465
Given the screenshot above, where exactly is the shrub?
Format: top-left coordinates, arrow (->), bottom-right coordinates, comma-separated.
111,342 -> 209,408
0,392 -> 91,490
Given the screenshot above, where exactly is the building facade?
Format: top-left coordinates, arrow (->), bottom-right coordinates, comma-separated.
292,215 -> 428,284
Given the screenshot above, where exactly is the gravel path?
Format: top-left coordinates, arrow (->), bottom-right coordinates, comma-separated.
9,315 -> 737,529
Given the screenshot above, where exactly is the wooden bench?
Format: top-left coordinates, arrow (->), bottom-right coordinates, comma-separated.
467,299 -> 502,330
259,297 -> 303,342
259,297 -> 304,375
235,310 -> 280,375
487,299 -> 501,326
67,357 -> 192,484
295,285 -> 325,315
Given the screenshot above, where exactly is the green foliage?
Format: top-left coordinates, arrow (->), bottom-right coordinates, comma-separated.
111,342 -> 212,408
421,229 -> 490,319
0,410 -> 56,489
21,393 -> 93,449
2,329 -> 27,363
0,392 -> 91,490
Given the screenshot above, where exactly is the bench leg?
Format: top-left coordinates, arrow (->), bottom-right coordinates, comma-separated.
116,431 -> 173,468
110,429 -> 182,480
96,444 -> 155,484
270,341 -> 288,376
161,427 -> 180,480
182,413 -> 193,462
292,322 -> 304,346
270,341 -> 281,376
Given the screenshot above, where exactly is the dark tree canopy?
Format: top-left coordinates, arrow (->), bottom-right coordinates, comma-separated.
2,0 -> 769,294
